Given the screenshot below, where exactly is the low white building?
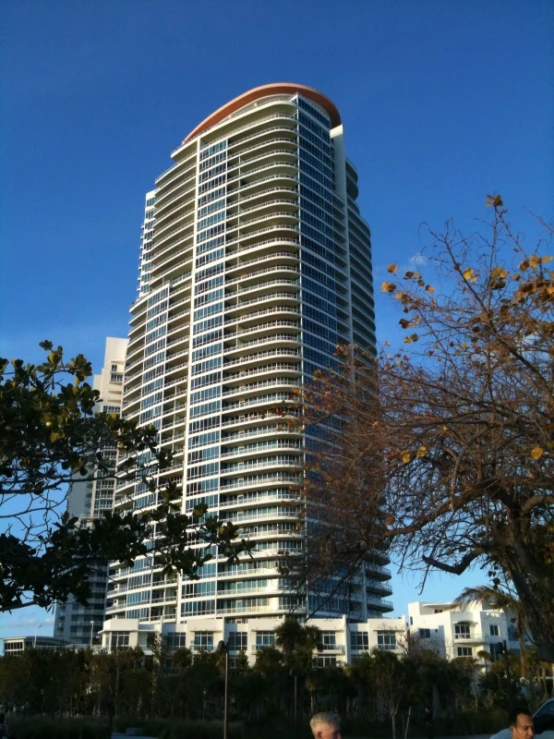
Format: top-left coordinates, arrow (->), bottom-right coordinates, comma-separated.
408,600 -> 521,665
100,614 -> 408,666
2,636 -> 73,656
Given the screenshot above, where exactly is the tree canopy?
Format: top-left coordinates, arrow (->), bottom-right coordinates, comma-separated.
0,342 -> 250,611
299,198 -> 554,661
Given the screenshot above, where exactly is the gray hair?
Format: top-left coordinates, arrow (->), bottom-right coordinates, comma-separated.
310,712 -> 341,734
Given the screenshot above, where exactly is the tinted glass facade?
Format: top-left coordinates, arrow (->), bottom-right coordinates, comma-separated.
106,85 -> 391,628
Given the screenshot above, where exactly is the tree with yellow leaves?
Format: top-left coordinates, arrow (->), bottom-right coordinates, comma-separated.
297,197 -> 554,661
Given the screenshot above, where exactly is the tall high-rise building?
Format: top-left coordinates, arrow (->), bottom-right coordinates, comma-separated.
104,84 -> 392,645
54,337 -> 127,647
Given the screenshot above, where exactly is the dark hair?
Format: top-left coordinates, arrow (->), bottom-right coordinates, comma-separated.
509,707 -> 532,727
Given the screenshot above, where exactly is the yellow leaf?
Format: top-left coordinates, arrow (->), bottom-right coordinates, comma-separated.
491,267 -> 508,279
531,447 -> 544,460
542,255 -> 553,263
381,281 -> 396,293
485,194 -> 504,208
462,268 -> 474,280
401,450 -> 411,464
416,445 -> 427,459
387,264 -> 398,273
426,285 -> 435,293
529,254 -> 540,267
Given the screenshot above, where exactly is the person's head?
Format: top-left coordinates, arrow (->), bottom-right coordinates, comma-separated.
310,712 -> 342,739
509,708 -> 534,739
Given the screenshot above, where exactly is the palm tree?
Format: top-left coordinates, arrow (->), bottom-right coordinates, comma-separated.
275,618 -> 305,664
275,619 -> 322,670
454,585 -> 529,677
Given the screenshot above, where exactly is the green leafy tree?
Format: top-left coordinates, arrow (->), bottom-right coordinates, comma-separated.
0,342 -> 251,611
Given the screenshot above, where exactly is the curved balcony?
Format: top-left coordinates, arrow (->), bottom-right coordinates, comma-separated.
227,164 -> 298,195
224,332 -> 300,358
222,390 -> 299,415
225,304 -> 300,327
155,188 -> 196,231
220,439 -> 303,460
228,279 -> 300,303
225,291 -> 300,314
236,185 -> 299,208
228,210 -> 300,238
227,319 -> 300,342
228,136 -> 297,168
236,522 -> 302,539
228,124 -> 298,153
222,377 -> 301,399
228,146 -> 297,176
222,423 -> 301,444
221,408 -> 301,431
226,251 -> 299,282
224,363 -> 301,389
223,347 -> 300,370
221,455 -> 303,476
220,488 -> 301,510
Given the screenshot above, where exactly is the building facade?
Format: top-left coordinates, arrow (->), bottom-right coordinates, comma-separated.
100,615 -> 407,665
408,600 -> 523,665
54,337 -> 128,647
105,83 -> 391,637
2,636 -> 73,656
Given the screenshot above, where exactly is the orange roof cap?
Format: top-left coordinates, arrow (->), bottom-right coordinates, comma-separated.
182,83 -> 340,145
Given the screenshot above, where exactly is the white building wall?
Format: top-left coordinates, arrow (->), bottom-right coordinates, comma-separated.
408,600 -> 520,664
54,337 -> 128,647
100,614 -> 408,666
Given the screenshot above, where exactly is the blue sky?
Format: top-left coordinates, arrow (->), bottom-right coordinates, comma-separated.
1,0 -> 553,639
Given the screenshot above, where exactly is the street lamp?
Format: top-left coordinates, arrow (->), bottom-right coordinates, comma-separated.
33,623 -> 41,648
289,667 -> 298,724
90,620 -> 95,649
107,661 -> 117,739
217,640 -> 229,739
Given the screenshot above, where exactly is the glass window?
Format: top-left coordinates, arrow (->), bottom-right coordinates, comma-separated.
193,631 -> 214,651
228,632 -> 247,651
454,623 -> 471,639
350,632 -> 369,650
110,632 -> 130,650
313,655 -> 337,668
377,632 -> 397,651
490,624 -> 499,636
419,628 -> 431,639
255,631 -> 275,648
457,646 -> 473,657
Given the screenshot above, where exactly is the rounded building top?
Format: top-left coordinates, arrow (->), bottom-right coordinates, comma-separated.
183,83 -> 341,145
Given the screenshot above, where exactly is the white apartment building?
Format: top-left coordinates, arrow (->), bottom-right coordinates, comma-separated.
100,614 -> 407,665
54,337 -> 128,647
104,82 -> 391,636
408,600 -> 521,665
